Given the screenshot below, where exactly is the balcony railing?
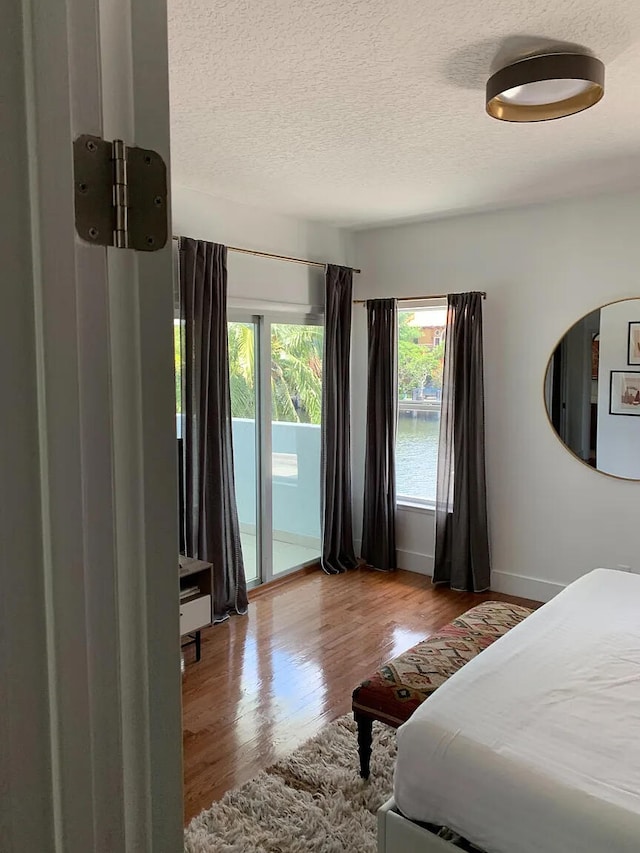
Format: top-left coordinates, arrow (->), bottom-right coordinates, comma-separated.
231,418 -> 321,545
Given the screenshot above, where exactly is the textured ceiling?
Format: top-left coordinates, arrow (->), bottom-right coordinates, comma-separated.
167,0 -> 640,227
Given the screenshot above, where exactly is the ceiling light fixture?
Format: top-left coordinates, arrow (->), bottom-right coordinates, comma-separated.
486,53 -> 604,122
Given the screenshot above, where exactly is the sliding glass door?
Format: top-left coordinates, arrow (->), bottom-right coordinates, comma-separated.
228,320 -> 260,584
270,323 -> 323,576
228,314 -> 323,587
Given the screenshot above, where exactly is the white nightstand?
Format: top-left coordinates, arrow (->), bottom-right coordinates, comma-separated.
179,556 -> 213,662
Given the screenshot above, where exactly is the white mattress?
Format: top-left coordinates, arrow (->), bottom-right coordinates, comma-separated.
394,569 -> 640,853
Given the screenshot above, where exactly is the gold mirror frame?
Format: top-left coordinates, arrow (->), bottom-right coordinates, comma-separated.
543,297 -> 640,482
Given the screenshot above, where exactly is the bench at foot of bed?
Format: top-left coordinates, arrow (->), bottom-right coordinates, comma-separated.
352,600 -> 533,779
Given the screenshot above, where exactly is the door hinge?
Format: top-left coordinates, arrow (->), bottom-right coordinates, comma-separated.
73,134 -> 168,251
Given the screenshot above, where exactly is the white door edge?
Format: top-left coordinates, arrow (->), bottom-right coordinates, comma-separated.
2,0 -> 183,850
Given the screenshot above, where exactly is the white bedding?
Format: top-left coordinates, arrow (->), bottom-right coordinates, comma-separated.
394,569 -> 640,853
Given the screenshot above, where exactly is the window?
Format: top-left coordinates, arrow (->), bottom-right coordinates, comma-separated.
396,302 -> 445,505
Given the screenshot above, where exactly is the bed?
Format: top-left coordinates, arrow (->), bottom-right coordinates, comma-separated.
381,568 -> 640,853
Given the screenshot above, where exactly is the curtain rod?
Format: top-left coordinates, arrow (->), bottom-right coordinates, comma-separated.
172,236 -> 361,274
353,291 -> 486,304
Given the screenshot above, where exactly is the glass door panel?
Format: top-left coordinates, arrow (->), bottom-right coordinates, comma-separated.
270,322 -> 323,576
228,321 -> 260,584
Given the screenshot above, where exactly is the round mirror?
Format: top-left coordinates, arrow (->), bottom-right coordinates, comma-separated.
544,298 -> 640,480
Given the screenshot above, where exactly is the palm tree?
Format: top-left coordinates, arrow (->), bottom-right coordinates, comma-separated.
227,322 -> 256,418
271,324 -> 323,424
225,322 -> 324,424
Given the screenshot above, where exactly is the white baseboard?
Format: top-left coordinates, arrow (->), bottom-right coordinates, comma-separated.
357,535 -> 563,601
395,564 -> 563,601
356,543 -> 562,602
491,570 -> 564,603
396,549 -> 433,576
354,540 -> 433,575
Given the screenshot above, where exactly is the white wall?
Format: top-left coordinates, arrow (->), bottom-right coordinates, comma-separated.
172,186 -> 352,306
353,192 -> 640,602
597,299 -> 640,478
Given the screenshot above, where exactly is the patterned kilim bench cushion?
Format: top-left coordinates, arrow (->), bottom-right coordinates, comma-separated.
352,601 -> 533,777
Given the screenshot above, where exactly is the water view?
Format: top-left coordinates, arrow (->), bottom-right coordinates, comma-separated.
395,414 -> 440,501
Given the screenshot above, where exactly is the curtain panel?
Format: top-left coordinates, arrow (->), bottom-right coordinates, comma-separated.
179,237 -> 248,621
321,264 -> 357,574
361,298 -> 398,571
434,291 -> 490,592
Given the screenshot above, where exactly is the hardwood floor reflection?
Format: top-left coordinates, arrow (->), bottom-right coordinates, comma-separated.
181,567 -> 539,823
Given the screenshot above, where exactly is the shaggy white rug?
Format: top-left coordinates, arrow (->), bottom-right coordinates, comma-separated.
184,715 -> 395,853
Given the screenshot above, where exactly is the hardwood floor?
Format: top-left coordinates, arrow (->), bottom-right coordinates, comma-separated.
181,567 -> 539,823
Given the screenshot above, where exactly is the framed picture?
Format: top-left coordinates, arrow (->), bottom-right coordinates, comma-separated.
610,371 -> 640,416
628,322 -> 640,365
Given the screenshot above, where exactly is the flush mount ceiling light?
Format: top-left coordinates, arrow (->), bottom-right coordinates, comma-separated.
486,53 -> 604,122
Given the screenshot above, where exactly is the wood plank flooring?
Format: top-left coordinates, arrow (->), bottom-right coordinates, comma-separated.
181,567 -> 539,824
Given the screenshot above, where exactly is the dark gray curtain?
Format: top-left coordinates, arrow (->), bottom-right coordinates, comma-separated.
433,292 -> 490,592
179,237 -> 248,621
321,264 -> 357,574
361,299 -> 397,571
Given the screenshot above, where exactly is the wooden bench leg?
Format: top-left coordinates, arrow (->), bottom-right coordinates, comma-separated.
355,712 -> 373,779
